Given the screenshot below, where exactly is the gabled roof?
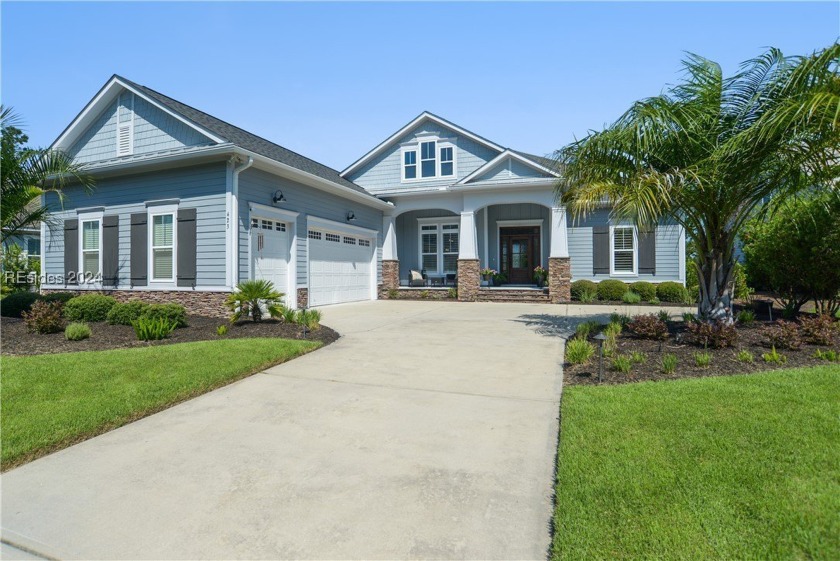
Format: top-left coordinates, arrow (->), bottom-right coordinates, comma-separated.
340,111 -> 506,177
456,149 -> 560,185
52,75 -> 370,195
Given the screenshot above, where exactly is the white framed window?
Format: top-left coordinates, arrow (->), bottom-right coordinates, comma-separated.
402,149 -> 417,180
440,146 -> 454,177
610,225 -> 637,275
401,138 -> 456,182
420,141 -> 436,178
79,215 -> 102,281
418,220 -> 459,274
148,204 -> 178,283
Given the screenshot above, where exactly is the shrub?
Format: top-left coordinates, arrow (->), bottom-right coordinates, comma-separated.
609,313 -> 631,328
737,349 -> 755,363
132,317 -> 177,341
629,281 -> 657,301
682,312 -> 697,323
737,309 -> 756,325
580,288 -> 598,303
799,315 -> 838,346
657,310 -> 671,323
447,288 -> 457,299
106,301 -> 149,325
612,355 -> 632,373
281,306 -> 297,324
571,280 -> 598,301
216,324 -> 228,336
629,351 -> 646,364
0,291 -> 39,317
141,303 -> 188,328
22,301 -> 65,334
657,281 -> 689,303
732,262 -> 754,302
622,291 -> 641,304
387,288 -> 399,299
65,322 -> 92,341
628,314 -> 669,340
765,320 -> 802,350
226,279 -> 284,322
694,351 -> 712,368
420,290 -> 430,299
64,294 -> 117,322
649,296 -> 661,305
39,292 -> 76,305
1,244 -> 36,293
661,353 -> 678,374
296,308 -> 322,330
813,349 -> 839,362
762,346 -> 787,364
565,338 -> 595,365
685,320 -> 738,348
597,280 -> 628,301
574,320 -> 601,340
603,322 -> 621,357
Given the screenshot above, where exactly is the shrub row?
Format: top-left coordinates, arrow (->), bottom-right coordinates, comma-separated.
570,280 -> 689,303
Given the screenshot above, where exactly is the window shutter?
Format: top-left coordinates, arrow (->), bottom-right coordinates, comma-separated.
177,208 -> 197,287
130,213 -> 148,287
102,215 -> 120,286
64,219 -> 79,285
592,226 -> 610,275
639,228 -> 656,275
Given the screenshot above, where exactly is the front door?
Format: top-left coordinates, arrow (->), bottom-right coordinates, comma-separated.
500,227 -> 540,284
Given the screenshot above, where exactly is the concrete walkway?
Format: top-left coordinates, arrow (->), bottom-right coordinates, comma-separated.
3,300 -> 584,560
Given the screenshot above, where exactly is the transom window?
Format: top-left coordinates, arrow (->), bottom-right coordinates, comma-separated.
151,213 -> 175,281
81,219 -> 101,277
401,139 -> 455,181
343,236 -> 357,245
308,230 -> 322,240
612,226 -> 636,275
358,239 -> 371,247
418,221 -> 459,274
325,233 -> 340,243
253,218 -> 286,232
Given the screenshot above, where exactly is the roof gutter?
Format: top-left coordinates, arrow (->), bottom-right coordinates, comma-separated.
228,155 -> 254,286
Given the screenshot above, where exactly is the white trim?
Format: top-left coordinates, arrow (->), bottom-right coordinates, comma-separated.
399,137 -> 458,183
307,215 -> 378,237
496,219 -> 545,227
41,284 -> 233,293
678,225 -> 686,284
147,203 -> 178,286
416,217 -> 460,276
77,209 -> 103,287
230,156 -> 253,287
248,202 -> 300,222
495,219 -> 544,272
609,224 -> 638,277
341,112 -> 504,177
457,150 -> 559,185
482,207 -> 489,267
549,206 -> 570,259
40,218 -> 47,277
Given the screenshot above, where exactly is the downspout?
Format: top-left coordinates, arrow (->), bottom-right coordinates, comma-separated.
229,155 -> 254,287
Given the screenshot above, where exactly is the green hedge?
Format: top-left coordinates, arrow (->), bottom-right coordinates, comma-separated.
657,281 -> 689,303
629,281 -> 657,301
106,301 -> 150,325
141,303 -> 188,328
0,292 -> 39,318
64,294 -> 118,322
597,280 -> 628,301
570,280 -> 598,301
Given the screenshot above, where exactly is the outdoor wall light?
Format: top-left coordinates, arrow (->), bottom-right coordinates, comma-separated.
272,190 -> 286,204
346,211 -> 356,222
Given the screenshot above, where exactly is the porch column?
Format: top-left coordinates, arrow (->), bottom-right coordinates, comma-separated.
381,214 -> 399,298
548,206 -> 571,303
457,211 -> 480,301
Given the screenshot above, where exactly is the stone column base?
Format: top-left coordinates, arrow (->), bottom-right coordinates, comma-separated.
40,288 -> 231,318
457,259 -> 480,302
380,259 -> 400,299
548,257 -> 572,303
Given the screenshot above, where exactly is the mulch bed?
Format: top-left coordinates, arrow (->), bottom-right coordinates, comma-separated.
1,315 -> 339,356
565,318 -> 840,386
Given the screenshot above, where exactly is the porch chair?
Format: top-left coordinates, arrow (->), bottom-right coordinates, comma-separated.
408,270 -> 426,287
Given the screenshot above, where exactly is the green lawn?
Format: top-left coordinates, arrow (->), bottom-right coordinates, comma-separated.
1,338 -> 319,469
553,366 -> 840,560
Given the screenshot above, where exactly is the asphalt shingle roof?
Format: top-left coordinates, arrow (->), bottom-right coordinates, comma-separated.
117,75 -> 370,195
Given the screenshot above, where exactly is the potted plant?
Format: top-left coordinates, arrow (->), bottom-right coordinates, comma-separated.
492,272 -> 507,287
480,268 -> 496,285
533,265 -> 548,287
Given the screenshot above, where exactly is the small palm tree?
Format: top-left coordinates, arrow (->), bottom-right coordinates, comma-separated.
1,107 -> 95,244
555,45 -> 839,321
225,279 -> 285,322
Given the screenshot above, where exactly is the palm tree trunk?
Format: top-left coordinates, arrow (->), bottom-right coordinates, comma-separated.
696,248 -> 736,322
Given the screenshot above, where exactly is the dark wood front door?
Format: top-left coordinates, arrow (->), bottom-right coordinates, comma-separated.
500,227 -> 541,284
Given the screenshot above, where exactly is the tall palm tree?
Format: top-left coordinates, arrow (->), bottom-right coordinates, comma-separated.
1,106 -> 94,245
555,45 -> 839,321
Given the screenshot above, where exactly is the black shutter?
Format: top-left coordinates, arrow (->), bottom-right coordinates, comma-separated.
639,228 -> 656,275
592,226 -> 610,275
130,213 -> 147,287
63,219 -> 78,285
177,208 -> 197,287
102,215 -> 120,286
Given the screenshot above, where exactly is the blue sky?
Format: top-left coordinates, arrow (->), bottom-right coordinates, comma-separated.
2,2 -> 837,170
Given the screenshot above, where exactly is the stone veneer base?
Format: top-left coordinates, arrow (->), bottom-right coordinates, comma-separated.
456,259 -> 480,302
548,257 -> 572,303
296,288 -> 309,308
41,289 -> 230,319
380,260 -> 400,299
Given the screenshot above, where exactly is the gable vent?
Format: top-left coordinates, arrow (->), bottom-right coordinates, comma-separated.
117,124 -> 132,156
116,91 -> 134,156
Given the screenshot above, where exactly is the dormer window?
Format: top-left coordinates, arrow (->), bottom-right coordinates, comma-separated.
401,138 -> 456,181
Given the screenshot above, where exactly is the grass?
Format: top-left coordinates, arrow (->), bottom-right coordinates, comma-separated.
1,338 -> 319,469
552,365 -> 840,560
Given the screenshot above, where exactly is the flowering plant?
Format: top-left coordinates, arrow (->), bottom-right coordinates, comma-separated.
533,265 -> 548,284
480,268 -> 497,276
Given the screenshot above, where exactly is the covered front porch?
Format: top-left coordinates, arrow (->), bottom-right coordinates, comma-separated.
380,191 -> 571,303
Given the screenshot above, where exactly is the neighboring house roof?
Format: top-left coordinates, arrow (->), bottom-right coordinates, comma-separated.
340,110 -> 558,181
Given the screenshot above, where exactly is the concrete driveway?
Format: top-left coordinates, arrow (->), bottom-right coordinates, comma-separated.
2,301 -> 568,560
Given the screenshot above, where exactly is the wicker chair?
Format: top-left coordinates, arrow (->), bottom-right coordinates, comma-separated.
408,270 -> 426,287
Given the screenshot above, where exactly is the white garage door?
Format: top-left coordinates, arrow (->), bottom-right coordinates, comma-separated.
251,217 -> 290,303
308,229 -> 373,306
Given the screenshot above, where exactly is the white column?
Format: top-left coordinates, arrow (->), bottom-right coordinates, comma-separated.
383,214 -> 398,260
459,211 -> 479,259
549,206 -> 569,258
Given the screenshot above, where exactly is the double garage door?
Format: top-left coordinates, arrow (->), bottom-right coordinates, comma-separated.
251,215 -> 374,307
307,229 -> 373,306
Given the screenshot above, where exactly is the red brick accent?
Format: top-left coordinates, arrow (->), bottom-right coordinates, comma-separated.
380,260 -> 400,299
296,288 -> 309,308
548,257 -> 572,303
41,289 -> 230,318
457,259 -> 480,302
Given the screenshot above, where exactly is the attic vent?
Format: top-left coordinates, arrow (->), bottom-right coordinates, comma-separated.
117,124 -> 132,156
